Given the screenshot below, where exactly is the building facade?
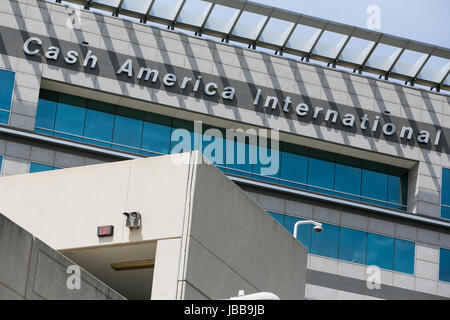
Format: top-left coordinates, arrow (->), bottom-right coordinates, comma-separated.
0,0 -> 449,299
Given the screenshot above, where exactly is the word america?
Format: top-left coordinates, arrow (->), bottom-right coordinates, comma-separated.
23,37 -> 235,100
23,37 -> 442,146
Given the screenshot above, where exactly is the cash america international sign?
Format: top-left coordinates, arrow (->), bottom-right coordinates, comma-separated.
15,32 -> 447,152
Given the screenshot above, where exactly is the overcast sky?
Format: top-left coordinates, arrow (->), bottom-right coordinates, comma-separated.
251,0 -> 450,48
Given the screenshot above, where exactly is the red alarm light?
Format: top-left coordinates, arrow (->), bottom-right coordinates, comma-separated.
97,225 -> 114,237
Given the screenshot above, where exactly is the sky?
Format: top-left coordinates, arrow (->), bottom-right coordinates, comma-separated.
251,0 -> 450,48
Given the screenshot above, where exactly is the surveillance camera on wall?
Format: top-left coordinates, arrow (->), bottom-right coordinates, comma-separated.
123,212 -> 142,229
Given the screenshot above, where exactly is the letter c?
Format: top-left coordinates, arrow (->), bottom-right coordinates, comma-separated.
23,37 -> 42,56
204,83 -> 218,96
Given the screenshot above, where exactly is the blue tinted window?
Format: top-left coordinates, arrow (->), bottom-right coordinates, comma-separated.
366,233 -> 394,270
112,107 -> 143,153
308,150 -> 335,195
268,212 -> 284,226
387,175 -> 402,209
29,162 -> 56,173
335,155 -> 362,201
35,90 -> 58,134
280,143 -> 308,189
443,168 -> 450,205
361,161 -> 388,206
54,94 -> 87,141
0,155 -> 3,173
141,113 -> 172,156
394,239 -> 415,274
0,69 -> 15,111
283,215 -> 311,251
262,212 -> 414,273
83,100 -> 115,148
339,227 -> 367,264
0,111 -> 9,125
440,248 -> 450,282
0,69 -> 15,125
442,207 -> 450,220
442,168 -> 450,219
388,166 -> 408,210
311,223 -> 340,259
32,90 -> 409,212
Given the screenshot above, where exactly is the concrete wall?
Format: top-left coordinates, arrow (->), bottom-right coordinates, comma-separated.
0,212 -> 124,300
0,152 -> 308,299
0,154 -> 191,250
180,153 -> 307,300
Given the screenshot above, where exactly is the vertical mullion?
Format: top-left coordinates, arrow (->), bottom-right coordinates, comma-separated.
52,92 -> 60,133
111,105 -> 118,146
392,237 -> 397,272
332,154 -> 337,197
364,232 -> 368,266
359,162 -> 363,203
337,225 -> 342,261
308,218 -> 313,253
80,98 -> 88,140
167,117 -> 175,154
138,111 -> 146,154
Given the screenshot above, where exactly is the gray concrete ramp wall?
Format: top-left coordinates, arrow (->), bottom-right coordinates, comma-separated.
0,213 -> 124,300
179,154 -> 307,300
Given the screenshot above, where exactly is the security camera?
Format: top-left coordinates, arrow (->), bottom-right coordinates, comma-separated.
313,225 -> 323,233
293,220 -> 324,239
123,211 -> 142,229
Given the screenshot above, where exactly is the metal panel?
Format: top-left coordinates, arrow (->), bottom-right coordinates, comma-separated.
121,0 -> 152,14
46,0 -> 450,92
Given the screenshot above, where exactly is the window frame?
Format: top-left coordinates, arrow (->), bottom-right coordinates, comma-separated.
393,237 -> 416,275
0,68 -> 16,126
34,90 -> 410,211
441,167 -> 450,220
338,226 -> 367,265
439,247 -> 450,283
28,161 -> 61,173
53,94 -> 88,141
269,211 -> 416,275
